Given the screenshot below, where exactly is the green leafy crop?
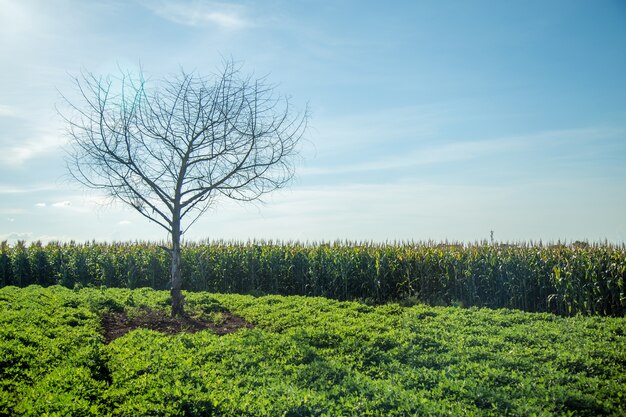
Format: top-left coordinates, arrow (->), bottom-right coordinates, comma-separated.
1,286 -> 625,416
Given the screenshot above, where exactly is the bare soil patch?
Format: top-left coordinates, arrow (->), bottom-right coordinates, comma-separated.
102,309 -> 254,343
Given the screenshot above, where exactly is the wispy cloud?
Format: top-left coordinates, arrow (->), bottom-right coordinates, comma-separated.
0,232 -> 33,242
0,104 -> 18,118
185,174 -> 626,243
0,232 -> 72,244
0,1 -> 41,39
0,184 -> 58,195
0,132 -> 66,167
143,0 -> 250,29
185,181 -> 516,242
303,126 -> 625,177
0,208 -> 26,215
42,194 -> 117,213
302,137 -> 524,177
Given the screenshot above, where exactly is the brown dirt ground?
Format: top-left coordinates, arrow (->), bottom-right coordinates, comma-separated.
102,309 -> 254,343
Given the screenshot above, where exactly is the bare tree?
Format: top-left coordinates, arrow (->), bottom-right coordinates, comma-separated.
60,60 -> 307,316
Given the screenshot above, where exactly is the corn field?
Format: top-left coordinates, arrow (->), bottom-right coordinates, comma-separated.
1,240 -> 624,316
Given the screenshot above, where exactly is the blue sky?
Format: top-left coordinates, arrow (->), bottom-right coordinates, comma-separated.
1,0 -> 625,244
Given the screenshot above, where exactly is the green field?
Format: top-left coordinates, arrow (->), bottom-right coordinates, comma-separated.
1,285 -> 625,416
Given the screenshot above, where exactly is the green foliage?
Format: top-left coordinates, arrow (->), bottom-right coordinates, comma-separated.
10,241 -> 31,287
0,241 -> 12,287
28,241 -> 54,286
0,240 -> 624,316
0,285 -> 106,416
1,286 -> 625,416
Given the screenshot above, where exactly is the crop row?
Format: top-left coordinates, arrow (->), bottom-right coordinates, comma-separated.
1,240 -> 625,316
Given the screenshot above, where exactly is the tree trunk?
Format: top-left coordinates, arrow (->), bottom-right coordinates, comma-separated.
170,224 -> 185,317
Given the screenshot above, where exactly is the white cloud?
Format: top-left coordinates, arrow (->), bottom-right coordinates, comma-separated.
0,208 -> 25,215
0,232 -> 70,244
0,232 -> 33,242
52,200 -> 72,208
0,0 -> 40,39
0,104 -> 18,118
117,220 -> 132,225
35,202 -> 47,207
0,184 -> 57,195
0,132 -> 66,167
144,0 -> 250,29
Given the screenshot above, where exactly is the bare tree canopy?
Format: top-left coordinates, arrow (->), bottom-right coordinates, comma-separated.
63,61 -> 306,234
60,60 -> 307,315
